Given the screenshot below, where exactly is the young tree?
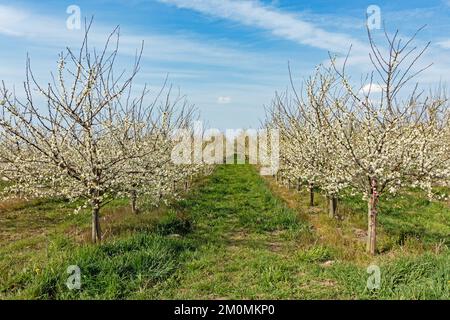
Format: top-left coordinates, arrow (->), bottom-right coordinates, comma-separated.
267,68 -> 351,216
323,27 -> 435,254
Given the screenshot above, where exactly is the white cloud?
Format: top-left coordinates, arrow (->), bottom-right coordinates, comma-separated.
0,4 -> 264,68
158,0 -> 367,55
436,40 -> 450,49
2,2 -> 450,130
157,0 -> 450,86
217,96 -> 231,104
359,83 -> 384,94
0,5 -> 30,36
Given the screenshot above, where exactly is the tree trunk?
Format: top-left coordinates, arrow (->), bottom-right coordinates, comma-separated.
184,180 -> 189,191
91,206 -> 101,243
130,190 -> 138,214
328,196 -> 338,218
297,179 -> 301,191
309,183 -> 314,207
367,177 -> 379,255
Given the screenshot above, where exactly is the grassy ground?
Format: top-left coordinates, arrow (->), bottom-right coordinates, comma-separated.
264,176 -> 449,299
0,191 -> 186,299
0,165 -> 449,299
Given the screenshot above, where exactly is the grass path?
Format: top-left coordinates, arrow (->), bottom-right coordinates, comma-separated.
149,164 -> 339,299
147,164 -> 449,299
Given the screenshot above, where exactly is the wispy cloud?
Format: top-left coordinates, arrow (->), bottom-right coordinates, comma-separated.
0,4 -> 266,68
0,3 -> 291,129
2,1 -> 450,129
156,0 -> 450,84
436,39 -> 450,49
158,0 -> 367,55
0,5 -> 30,36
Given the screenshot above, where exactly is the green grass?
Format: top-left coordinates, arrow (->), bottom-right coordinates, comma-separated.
0,197 -> 196,299
146,164 -> 314,299
5,233 -> 192,299
0,164 -> 449,299
340,189 -> 450,249
146,165 -> 449,299
324,252 -> 449,299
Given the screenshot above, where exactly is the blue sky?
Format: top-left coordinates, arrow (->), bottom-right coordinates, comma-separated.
1,0 -> 450,129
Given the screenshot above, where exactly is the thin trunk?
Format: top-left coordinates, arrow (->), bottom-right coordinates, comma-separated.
328,196 -> 338,218
296,179 -> 301,191
130,190 -> 138,214
91,206 -> 101,243
184,180 -> 189,191
309,183 -> 314,207
367,177 -> 379,255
